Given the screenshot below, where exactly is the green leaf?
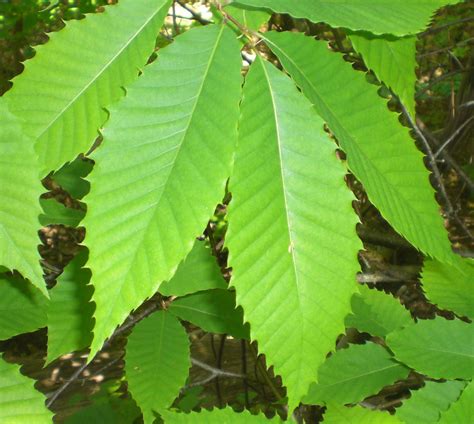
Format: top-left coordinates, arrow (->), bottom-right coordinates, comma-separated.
386,318 -> 474,379
0,273 -> 47,341
0,104 -> 46,296
226,56 -> 361,410
225,4 -> 270,31
0,358 -> 53,423
396,380 -> 467,424
39,198 -> 85,227
169,289 -> 250,339
159,240 -> 227,297
345,285 -> 413,338
47,249 -> 94,363
264,31 -> 452,264
305,343 -> 410,406
83,24 -> 242,357
125,310 -> 190,424
323,404 -> 402,423
52,157 -> 93,199
4,0 -> 172,174
231,0 -> 461,35
421,258 -> 474,319
438,381 -> 474,424
161,408 -> 278,423
350,34 -> 417,117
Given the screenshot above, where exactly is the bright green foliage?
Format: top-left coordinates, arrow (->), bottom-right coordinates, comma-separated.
421,258 -> 474,318
345,285 -> 413,338
39,198 -> 85,227
232,0 -> 460,35
438,381 -> 474,424
52,157 -> 93,199
227,55 -> 361,410
350,34 -> 417,117
169,289 -> 250,339
125,311 -> 190,423
0,273 -> 47,340
323,404 -> 402,423
0,358 -> 53,423
0,104 -> 45,295
264,32 -> 452,264
305,343 -> 410,405
159,240 -> 227,297
84,24 -> 242,357
47,250 -> 93,363
396,380 -> 466,424
161,408 -> 279,423
386,318 -> 474,379
225,4 -> 270,31
4,0 -> 172,174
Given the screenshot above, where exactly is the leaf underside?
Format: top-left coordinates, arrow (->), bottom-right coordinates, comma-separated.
4,0 -> 171,174
125,311 -> 190,424
84,24 -> 242,358
264,31 -> 452,264
232,0 -> 461,35
226,56 -> 361,410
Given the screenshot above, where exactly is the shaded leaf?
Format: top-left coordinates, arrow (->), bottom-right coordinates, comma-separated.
4,0 -> 172,174
0,273 -> 47,341
52,157 -> 93,199
323,404 -> 402,423
396,380 -> 466,424
83,24 -> 242,357
225,4 -> 270,30
386,318 -> 474,379
159,240 -> 227,297
0,358 -> 53,423
231,0 -> 461,35
438,381 -> 474,424
350,34 -> 417,117
264,31 -> 452,264
39,198 -> 85,227
305,343 -> 410,405
226,56 -> 361,410
169,289 -> 250,339
47,249 -> 94,363
161,407 -> 279,423
125,311 -> 190,424
0,103 -> 46,295
421,258 -> 474,319
345,285 -> 413,338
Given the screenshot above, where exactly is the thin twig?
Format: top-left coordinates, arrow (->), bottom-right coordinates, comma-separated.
401,103 -> 473,241
46,302 -> 160,408
191,358 -> 244,379
421,17 -> 474,36
176,0 -> 211,25
434,116 -> 474,158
